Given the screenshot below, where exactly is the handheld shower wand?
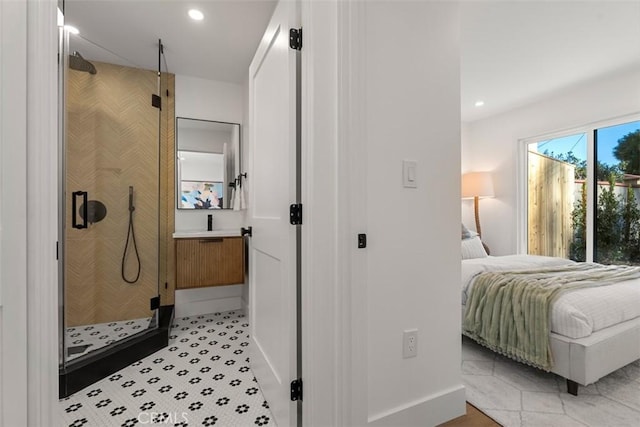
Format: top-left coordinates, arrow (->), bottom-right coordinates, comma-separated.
122,186 -> 141,284
129,186 -> 135,212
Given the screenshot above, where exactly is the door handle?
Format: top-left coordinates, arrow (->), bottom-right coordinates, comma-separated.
72,191 -> 88,229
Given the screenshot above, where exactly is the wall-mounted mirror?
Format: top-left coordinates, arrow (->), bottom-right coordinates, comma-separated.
176,118 -> 241,209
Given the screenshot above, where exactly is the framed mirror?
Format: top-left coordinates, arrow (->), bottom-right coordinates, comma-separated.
176,118 -> 241,209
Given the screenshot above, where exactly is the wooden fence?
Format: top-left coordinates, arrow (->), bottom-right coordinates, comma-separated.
528,151 -> 575,258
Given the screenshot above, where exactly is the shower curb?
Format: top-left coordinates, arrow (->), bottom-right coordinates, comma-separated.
59,305 -> 174,398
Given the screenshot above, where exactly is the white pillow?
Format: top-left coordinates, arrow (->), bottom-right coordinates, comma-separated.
461,223 -> 478,240
461,236 -> 488,259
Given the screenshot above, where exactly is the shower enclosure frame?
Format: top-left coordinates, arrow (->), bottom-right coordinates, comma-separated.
58,28 -> 164,369
57,21 -> 173,397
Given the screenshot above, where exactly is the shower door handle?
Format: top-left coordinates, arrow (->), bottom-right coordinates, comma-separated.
72,191 -> 88,229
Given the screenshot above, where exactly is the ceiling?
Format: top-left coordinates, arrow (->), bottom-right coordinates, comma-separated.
65,0 -> 278,84
64,1 -> 640,123
461,1 -> 640,122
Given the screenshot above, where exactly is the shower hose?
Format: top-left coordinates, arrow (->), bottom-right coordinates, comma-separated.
121,186 -> 141,283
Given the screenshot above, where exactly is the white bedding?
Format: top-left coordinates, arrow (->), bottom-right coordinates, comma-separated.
462,255 -> 640,339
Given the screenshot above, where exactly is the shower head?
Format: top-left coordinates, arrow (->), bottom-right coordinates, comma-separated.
69,51 -> 97,75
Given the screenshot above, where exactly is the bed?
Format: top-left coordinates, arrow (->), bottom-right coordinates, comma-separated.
460,235 -> 640,396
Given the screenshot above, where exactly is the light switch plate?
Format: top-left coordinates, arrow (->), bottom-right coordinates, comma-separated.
403,160 -> 417,188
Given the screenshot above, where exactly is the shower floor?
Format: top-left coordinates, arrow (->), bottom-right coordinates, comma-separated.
66,317 -> 152,362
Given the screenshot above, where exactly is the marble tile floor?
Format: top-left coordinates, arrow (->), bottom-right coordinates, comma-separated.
66,317 -> 153,362
462,336 -> 640,427
60,311 -> 274,427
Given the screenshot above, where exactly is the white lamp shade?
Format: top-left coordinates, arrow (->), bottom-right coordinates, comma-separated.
462,171 -> 494,199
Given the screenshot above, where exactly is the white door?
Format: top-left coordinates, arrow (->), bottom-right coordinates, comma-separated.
248,1 -> 300,426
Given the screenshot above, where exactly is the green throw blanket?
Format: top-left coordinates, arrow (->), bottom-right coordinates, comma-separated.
463,262 -> 640,370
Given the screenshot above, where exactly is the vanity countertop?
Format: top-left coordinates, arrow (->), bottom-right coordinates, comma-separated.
172,229 -> 241,239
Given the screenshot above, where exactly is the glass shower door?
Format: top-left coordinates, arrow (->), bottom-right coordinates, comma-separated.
62,31 -> 161,365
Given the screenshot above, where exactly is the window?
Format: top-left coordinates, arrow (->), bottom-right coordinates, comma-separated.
594,121 -> 640,264
523,117 -> 640,265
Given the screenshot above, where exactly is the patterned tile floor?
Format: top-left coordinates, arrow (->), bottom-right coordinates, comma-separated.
462,336 -> 640,427
60,311 -> 275,427
66,317 -> 152,362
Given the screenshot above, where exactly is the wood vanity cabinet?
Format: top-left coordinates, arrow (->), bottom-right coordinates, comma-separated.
175,236 -> 245,289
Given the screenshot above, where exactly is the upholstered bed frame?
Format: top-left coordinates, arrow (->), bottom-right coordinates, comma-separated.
462,307 -> 640,395
550,316 -> 640,395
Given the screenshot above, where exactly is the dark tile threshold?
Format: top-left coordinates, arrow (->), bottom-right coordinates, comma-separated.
59,305 -> 174,398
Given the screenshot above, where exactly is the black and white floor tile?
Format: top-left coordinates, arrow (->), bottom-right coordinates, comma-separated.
60,311 -> 274,427
462,336 -> 640,427
66,317 -> 152,362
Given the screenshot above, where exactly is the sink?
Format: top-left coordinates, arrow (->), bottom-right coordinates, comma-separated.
172,229 -> 241,238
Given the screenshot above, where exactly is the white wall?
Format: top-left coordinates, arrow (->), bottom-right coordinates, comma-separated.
345,2 -> 465,425
463,68 -> 640,255
1,0 -> 58,424
26,0 -> 59,422
174,76 -> 248,312
300,1 -> 340,424
0,0 -> 28,424
178,127 -> 230,153
175,75 -> 246,232
460,122 -> 474,225
301,3 -> 466,424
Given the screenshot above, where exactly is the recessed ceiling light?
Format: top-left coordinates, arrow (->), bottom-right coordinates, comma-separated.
64,25 -> 80,35
188,9 -> 204,21
475,100 -> 485,107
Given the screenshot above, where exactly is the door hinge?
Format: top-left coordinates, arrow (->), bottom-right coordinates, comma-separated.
151,94 -> 162,109
150,296 -> 160,310
290,378 -> 303,401
289,28 -> 302,50
289,204 -> 303,225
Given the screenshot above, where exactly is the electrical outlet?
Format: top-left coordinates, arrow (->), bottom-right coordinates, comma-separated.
403,329 -> 418,358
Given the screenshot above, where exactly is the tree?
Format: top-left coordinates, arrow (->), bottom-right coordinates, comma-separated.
543,150 -> 622,182
596,162 -> 623,183
595,175 -> 622,263
543,150 -> 586,179
543,142 -> 640,265
621,185 -> 640,262
570,181 -> 587,262
613,129 -> 640,175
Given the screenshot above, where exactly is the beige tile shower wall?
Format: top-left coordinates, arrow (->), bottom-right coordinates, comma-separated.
65,61 -> 175,327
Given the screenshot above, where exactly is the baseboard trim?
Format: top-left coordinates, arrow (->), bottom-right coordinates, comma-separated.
241,297 -> 249,316
59,305 -> 174,398
175,296 -> 241,318
368,384 -> 466,427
